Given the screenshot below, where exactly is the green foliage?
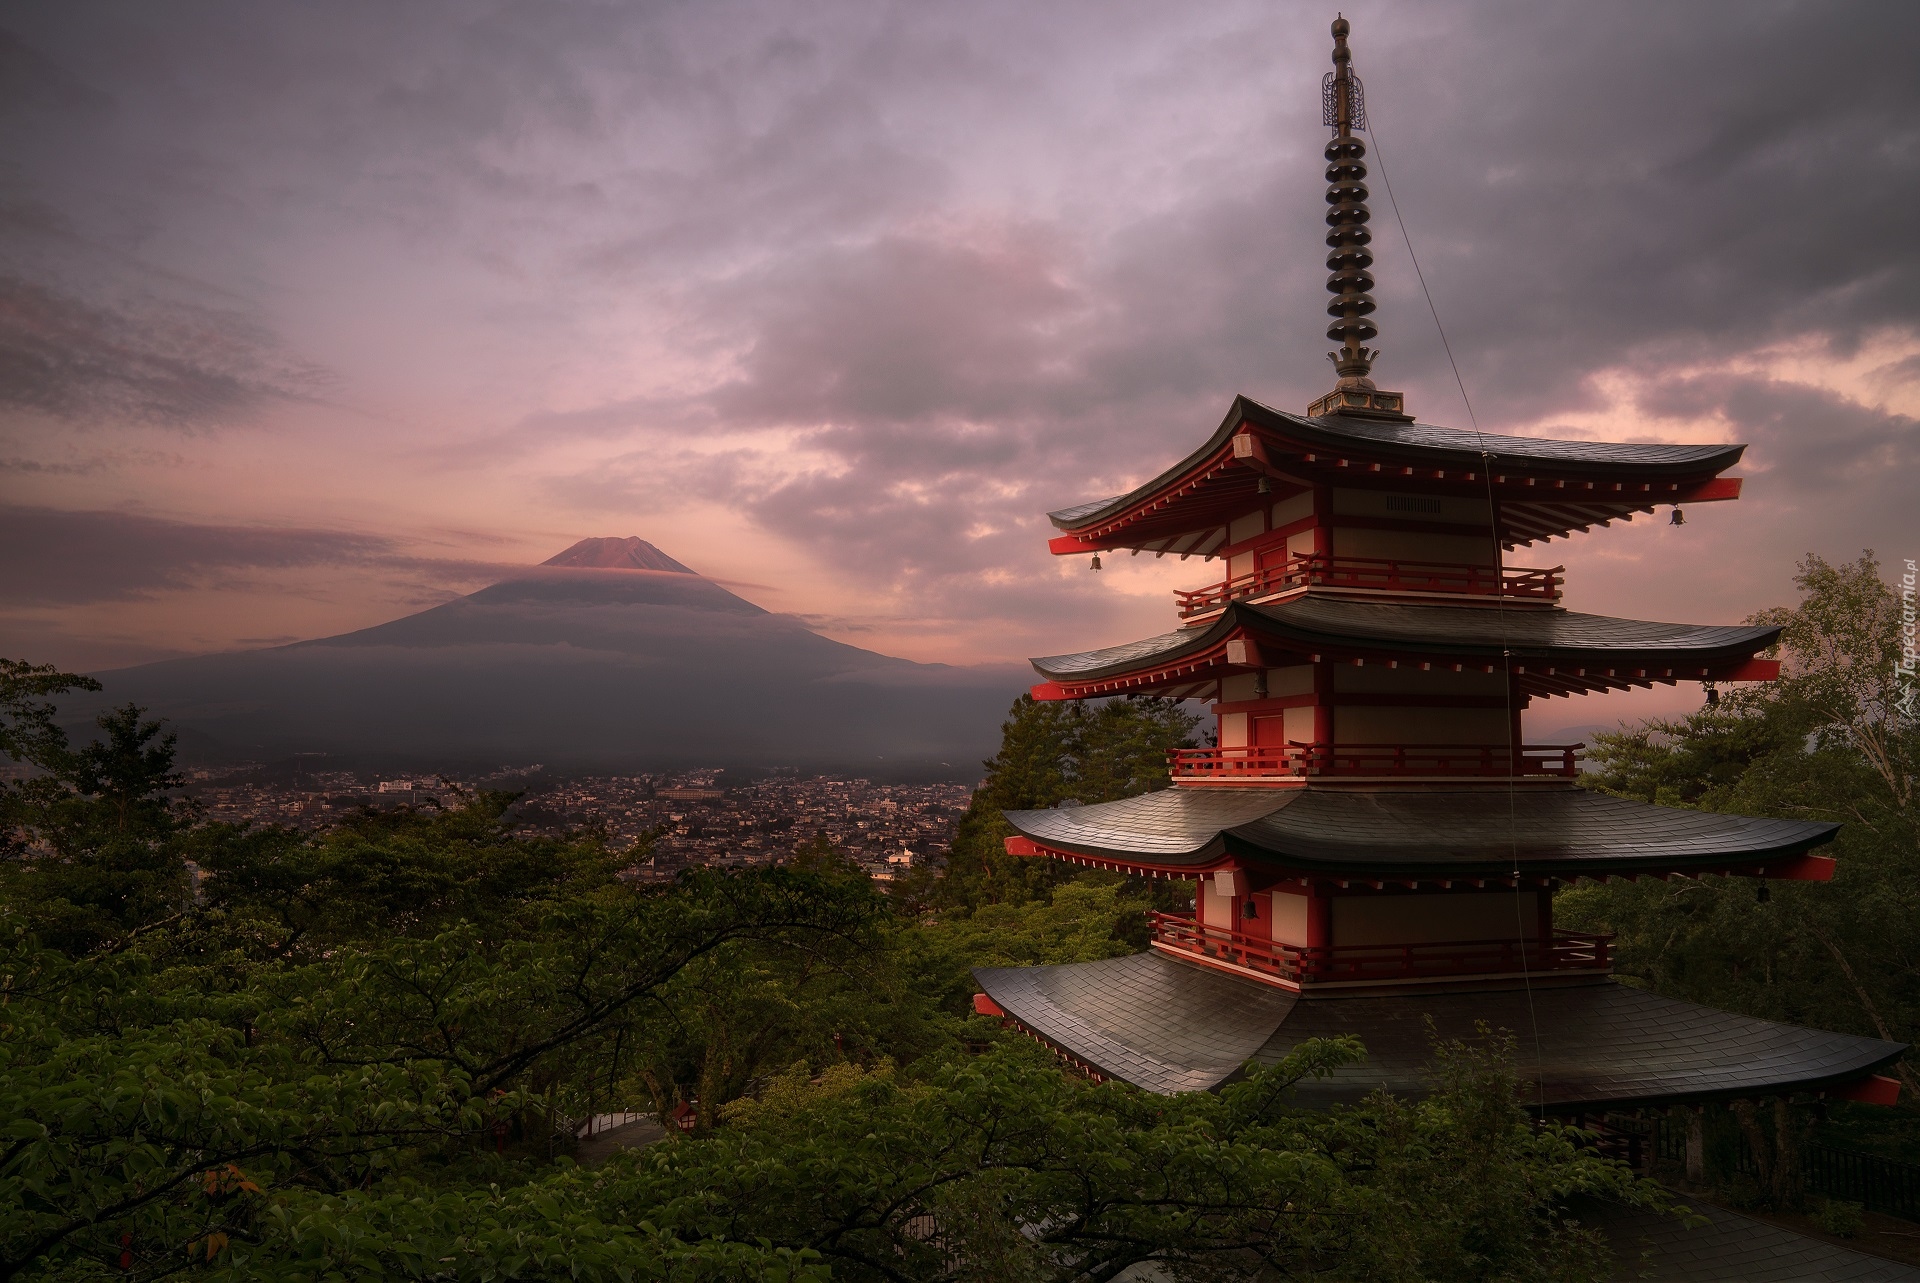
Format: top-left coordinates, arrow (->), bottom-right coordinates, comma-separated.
414,1033 -> 1649,1283
0,661 -> 1665,1278
938,694 -> 1198,911
186,794 -> 626,960
1813,1197 -> 1865,1239
921,876 -> 1146,968
0,659 -> 100,776
3,699 -> 191,955
1,861 -> 884,1278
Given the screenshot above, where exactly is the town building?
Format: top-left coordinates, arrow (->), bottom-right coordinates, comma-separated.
974,16 -> 1904,1129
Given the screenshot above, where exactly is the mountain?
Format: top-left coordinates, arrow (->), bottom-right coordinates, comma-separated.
78,539 -> 1027,774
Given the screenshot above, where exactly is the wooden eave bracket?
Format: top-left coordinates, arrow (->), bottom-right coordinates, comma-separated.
1674,476 -> 1743,503
972,992 -> 1009,1018
1832,1075 -> 1902,1106
1223,635 -> 1265,668
1771,854 -> 1836,882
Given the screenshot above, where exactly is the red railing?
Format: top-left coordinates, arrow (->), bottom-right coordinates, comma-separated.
1150,911 -> 1611,985
1174,553 -> 1562,617
1169,742 -> 1583,780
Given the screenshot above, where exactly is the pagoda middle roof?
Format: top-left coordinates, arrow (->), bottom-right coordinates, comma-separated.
1030,596 -> 1779,686
972,952 -> 1904,1106
1004,786 -> 1838,879
1048,395 -> 1746,539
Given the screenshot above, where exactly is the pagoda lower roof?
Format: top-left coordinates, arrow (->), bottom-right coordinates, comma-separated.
1575,1196 -> 1920,1282
973,951 -> 1904,1105
1003,785 -> 1838,879
1046,396 -> 1746,552
1029,595 -> 1779,695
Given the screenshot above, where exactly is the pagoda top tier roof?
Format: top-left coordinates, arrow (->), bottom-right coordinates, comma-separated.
1004,786 -> 1836,880
1046,396 -> 1745,553
1029,595 -> 1779,700
972,952 -> 1903,1105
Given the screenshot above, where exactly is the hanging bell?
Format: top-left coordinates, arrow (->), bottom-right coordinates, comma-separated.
1669,507 -> 1686,526
1756,882 -> 1770,904
1704,683 -> 1719,708
1257,476 -> 1272,495
1090,554 -> 1102,571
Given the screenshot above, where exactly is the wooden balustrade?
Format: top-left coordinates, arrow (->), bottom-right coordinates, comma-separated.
1174,553 -> 1562,617
1149,911 -> 1611,985
1168,742 -> 1583,780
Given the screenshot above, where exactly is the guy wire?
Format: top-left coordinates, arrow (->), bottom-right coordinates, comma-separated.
1363,117 -> 1549,1120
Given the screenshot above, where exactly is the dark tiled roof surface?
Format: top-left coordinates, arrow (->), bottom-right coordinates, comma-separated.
1047,396 -> 1746,531
1286,412 -> 1742,468
971,952 -> 1906,1107
1030,597 -> 1779,682
1005,787 -> 1839,876
1256,980 -> 1904,1109
1574,1196 -> 1920,1282
1253,596 -> 1777,654
1033,628 -> 1193,677
1008,787 -> 1281,860
974,953 -> 1297,1094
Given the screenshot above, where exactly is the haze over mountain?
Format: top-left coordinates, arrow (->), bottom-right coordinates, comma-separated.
77,539 -> 1028,774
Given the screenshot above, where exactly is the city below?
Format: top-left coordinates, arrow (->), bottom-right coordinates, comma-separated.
182,763 -> 974,883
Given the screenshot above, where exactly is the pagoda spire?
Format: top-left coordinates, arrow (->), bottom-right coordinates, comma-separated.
1306,16 -> 1411,422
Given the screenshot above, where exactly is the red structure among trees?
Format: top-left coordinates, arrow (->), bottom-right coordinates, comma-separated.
973,19 -> 1904,1121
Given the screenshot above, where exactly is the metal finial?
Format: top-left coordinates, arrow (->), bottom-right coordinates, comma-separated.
1323,16 -> 1374,383
1305,16 -> 1407,421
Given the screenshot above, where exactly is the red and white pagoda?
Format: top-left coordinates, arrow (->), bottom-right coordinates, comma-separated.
973,19 -> 1905,1118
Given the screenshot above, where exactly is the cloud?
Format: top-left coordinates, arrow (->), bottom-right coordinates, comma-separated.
0,506 -> 516,605
0,1 -> 1916,668
0,275 -> 335,428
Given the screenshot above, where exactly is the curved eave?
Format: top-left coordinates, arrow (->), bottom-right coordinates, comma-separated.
1028,599 -> 1783,700
973,952 -> 1906,1106
1045,396 -> 1747,552
1003,787 -> 1840,881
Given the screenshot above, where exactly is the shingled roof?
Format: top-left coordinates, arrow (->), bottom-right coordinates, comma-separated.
1030,597 -> 1779,685
1004,786 -> 1838,879
973,952 -> 1904,1107
1578,1197 -> 1920,1282
1044,396 -> 1747,553
1050,398 -> 1745,532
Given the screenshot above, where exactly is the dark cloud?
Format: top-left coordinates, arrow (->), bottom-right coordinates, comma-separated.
0,506 -> 514,605
0,275 -> 332,427
0,1 -> 1913,658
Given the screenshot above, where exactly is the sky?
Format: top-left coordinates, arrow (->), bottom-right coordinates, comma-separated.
2,0 -> 1915,734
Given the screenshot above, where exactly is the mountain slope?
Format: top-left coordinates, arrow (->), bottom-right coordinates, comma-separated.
81,539 -> 1025,772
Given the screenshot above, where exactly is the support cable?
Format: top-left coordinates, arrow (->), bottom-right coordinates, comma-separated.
1363,118 -> 1550,1120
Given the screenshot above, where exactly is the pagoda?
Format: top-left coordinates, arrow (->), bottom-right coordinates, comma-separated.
971,18 -> 1906,1117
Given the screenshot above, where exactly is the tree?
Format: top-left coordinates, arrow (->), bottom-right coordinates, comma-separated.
0,864 -> 885,1277
0,659 -> 99,777
2,697 -> 190,955
538,1033 -> 1654,1283
0,662 -> 1667,1279
938,695 -> 1198,911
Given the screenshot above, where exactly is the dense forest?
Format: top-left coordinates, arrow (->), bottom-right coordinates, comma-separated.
2,550 -> 1910,1280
